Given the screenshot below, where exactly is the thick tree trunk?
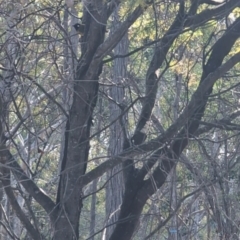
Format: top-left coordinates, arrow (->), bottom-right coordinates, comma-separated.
53,76 -> 99,239
168,74 -> 182,240
104,9 -> 128,239
53,4 -> 107,239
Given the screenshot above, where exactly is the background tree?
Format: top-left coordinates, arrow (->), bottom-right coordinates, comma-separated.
0,0 -> 240,239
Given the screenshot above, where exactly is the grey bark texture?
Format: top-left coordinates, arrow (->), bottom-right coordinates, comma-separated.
104,8 -> 129,240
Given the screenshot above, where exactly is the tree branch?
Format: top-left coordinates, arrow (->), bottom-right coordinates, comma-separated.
186,0 -> 240,28
196,110 -> 240,135
0,147 -> 42,240
4,148 -> 58,222
84,4 -> 149,81
140,18 -> 240,196
134,2 -> 185,135
82,51 -> 240,186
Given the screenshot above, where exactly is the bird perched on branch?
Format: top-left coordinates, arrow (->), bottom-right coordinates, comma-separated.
73,23 -> 85,36
131,131 -> 147,145
73,22 -> 109,36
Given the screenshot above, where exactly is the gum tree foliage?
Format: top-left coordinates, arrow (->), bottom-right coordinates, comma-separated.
0,0 -> 240,239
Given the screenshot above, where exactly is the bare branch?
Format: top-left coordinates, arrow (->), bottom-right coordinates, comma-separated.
82,52 -> 240,186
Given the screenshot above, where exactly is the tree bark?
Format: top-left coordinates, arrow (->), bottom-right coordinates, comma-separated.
104,8 -> 128,239
53,3 -> 108,239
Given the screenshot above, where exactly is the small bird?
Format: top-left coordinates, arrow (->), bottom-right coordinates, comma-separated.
73,23 -> 85,35
131,131 -> 147,145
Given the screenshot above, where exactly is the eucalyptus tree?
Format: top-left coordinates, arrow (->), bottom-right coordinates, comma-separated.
0,0 -> 240,239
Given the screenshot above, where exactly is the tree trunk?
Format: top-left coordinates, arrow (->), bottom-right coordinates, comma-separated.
89,179 -> 97,240
53,3 -> 108,239
104,8 -> 129,239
